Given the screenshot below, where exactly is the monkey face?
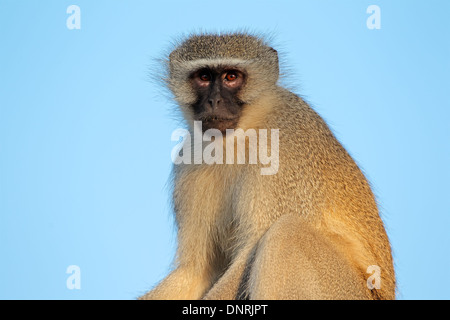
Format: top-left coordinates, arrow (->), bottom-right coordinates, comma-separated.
190,67 -> 246,133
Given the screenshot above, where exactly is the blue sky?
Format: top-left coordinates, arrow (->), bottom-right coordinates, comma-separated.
0,0 -> 449,299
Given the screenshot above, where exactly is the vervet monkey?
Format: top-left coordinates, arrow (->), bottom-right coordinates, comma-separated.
140,32 -> 395,300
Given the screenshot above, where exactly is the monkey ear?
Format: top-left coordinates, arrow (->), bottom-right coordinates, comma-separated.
169,51 -> 175,63
269,48 -> 280,76
269,48 -> 279,62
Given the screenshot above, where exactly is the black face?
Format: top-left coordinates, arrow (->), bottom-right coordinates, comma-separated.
190,67 -> 246,133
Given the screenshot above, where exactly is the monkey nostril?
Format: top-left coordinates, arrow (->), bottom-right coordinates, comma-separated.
208,99 -> 221,108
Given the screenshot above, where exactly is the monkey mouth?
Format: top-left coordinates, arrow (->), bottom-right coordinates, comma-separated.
197,115 -> 239,133
199,115 -> 238,122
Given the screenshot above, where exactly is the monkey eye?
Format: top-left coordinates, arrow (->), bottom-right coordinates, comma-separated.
225,72 -> 238,81
199,72 -> 211,82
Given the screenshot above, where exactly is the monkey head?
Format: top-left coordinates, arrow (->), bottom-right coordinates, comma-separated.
166,33 -> 279,133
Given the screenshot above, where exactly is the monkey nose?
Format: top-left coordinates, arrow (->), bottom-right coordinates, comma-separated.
208,99 -> 221,109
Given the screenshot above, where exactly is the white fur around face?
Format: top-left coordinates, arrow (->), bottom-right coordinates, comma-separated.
168,57 -> 279,109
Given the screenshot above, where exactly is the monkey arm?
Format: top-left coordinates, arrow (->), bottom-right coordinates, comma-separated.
139,213 -> 220,300
141,170 -> 224,299
139,226 -> 219,300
